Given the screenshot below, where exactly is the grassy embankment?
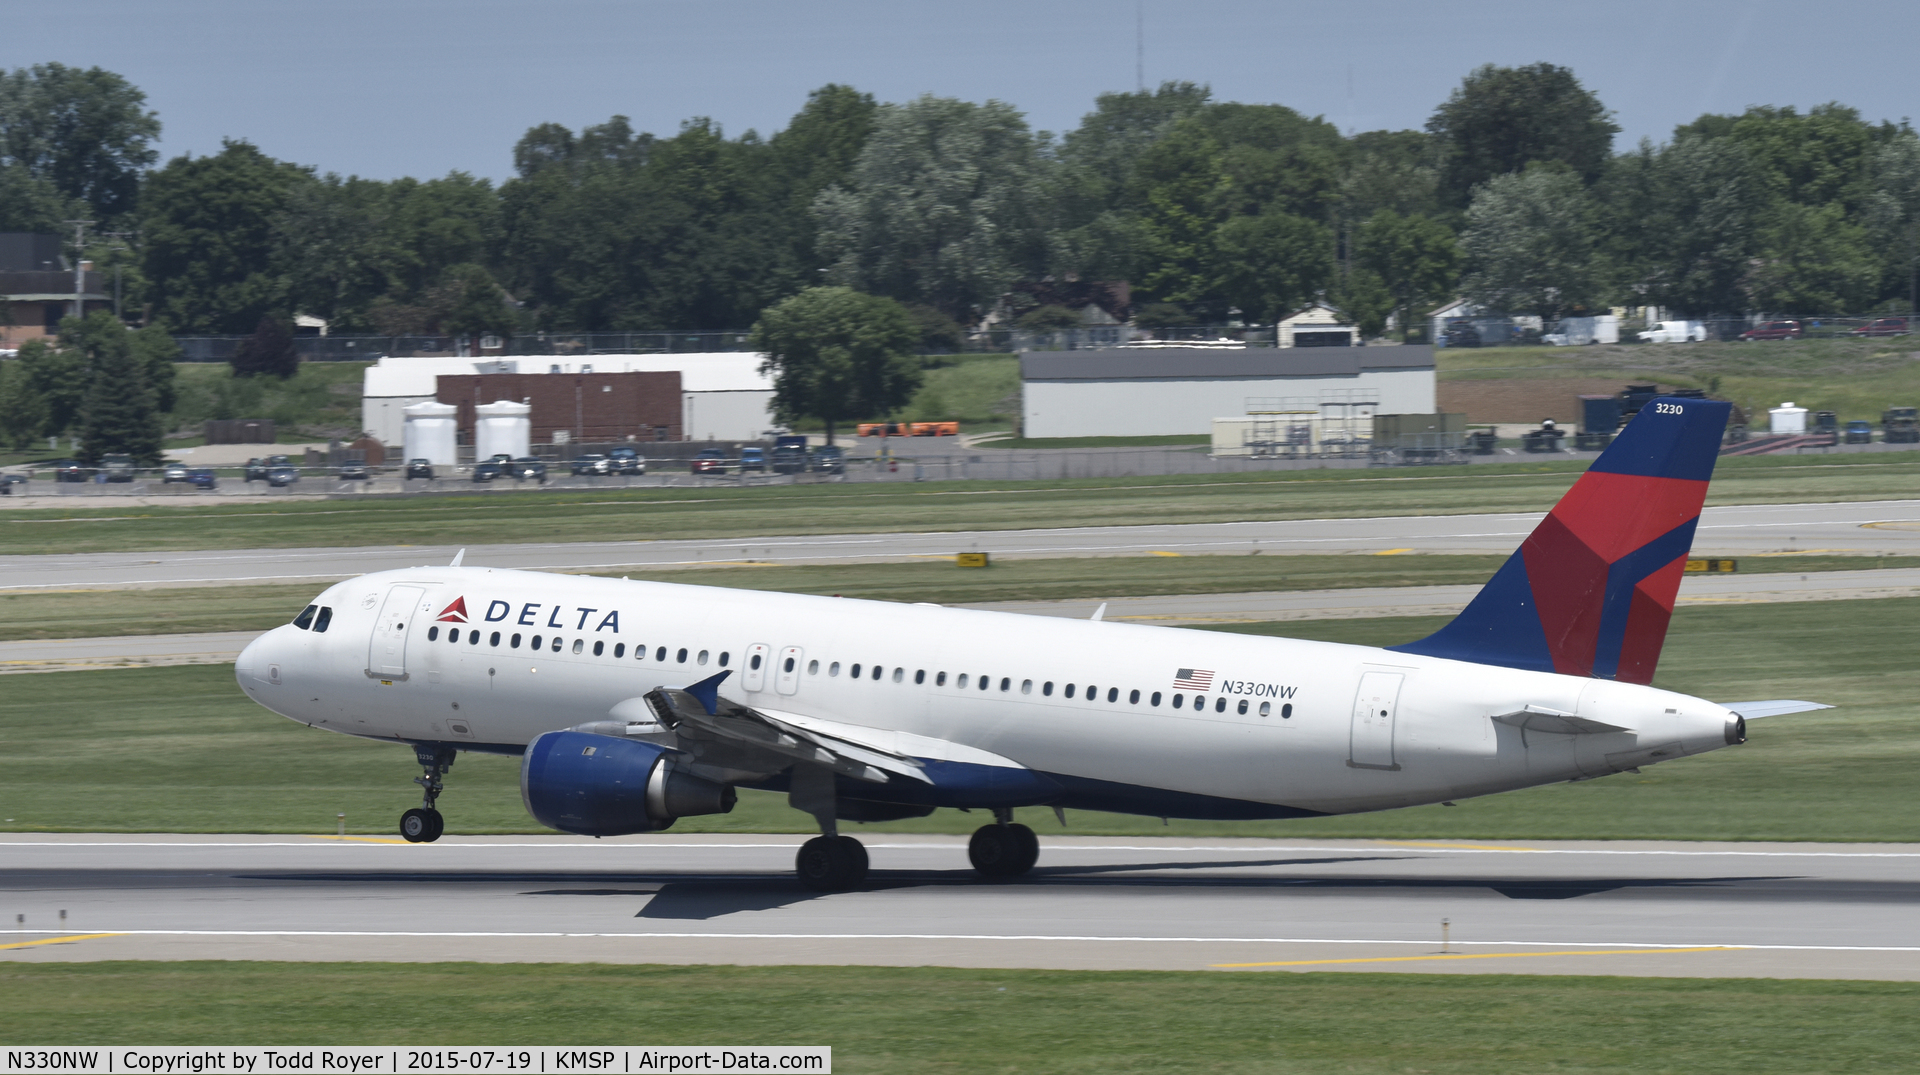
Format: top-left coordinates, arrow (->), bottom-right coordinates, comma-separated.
2,596 -> 1913,841
5,552 -> 1918,642
2,448 -> 1918,555
2,963 -> 1915,1072
1440,336 -> 1920,424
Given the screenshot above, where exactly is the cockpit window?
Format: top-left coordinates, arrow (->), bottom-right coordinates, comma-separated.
293,605 -> 318,630
312,606 -> 333,633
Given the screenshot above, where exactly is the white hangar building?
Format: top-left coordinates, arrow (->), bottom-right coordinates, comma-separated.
361,353 -> 777,447
1020,346 -> 1436,439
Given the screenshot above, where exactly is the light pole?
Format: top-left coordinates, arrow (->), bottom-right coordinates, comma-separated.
63,219 -> 95,321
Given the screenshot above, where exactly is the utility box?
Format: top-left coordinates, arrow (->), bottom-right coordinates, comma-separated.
1579,395 -> 1622,435
1373,413 -> 1466,446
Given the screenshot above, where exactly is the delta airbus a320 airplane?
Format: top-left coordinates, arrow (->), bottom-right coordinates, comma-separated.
236,396 -> 1824,889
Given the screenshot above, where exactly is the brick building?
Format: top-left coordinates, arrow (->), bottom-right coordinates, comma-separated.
436,371 -> 682,445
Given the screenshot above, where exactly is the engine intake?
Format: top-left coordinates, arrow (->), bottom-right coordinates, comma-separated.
521,730 -> 735,837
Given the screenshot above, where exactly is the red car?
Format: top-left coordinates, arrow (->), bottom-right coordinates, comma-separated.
689,448 -> 728,475
1851,317 -> 1910,338
1739,320 -> 1803,341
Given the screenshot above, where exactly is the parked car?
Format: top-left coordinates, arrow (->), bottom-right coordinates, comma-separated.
101,453 -> 136,482
337,462 -> 371,481
51,460 -> 88,483
509,457 -> 548,483
771,435 -> 809,474
810,444 -> 845,474
404,459 -> 435,480
244,457 -> 268,483
161,462 -> 191,483
1740,320 -> 1803,341
607,447 -> 646,475
1638,320 -> 1707,343
0,473 -> 28,494
186,467 -> 218,490
471,459 -> 505,483
1851,317 -> 1911,338
265,464 -> 300,487
1845,420 -> 1875,444
738,446 -> 767,472
571,454 -> 612,476
1442,319 -> 1481,348
691,448 -> 728,475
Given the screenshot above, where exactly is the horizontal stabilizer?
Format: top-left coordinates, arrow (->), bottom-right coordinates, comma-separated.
1492,705 -> 1631,735
1720,700 -> 1833,719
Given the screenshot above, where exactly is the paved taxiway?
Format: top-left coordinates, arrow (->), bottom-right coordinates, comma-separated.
3,500 -> 1918,592
2,835 -> 1914,979
7,566 -> 1920,673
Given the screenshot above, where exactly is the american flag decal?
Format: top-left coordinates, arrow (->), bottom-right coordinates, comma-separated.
1173,668 -> 1214,690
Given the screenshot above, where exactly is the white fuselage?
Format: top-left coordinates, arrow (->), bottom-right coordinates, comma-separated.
236,566 -> 1739,818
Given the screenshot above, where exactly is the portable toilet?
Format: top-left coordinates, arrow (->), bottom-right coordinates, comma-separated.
1769,402 -> 1808,435
401,401 -> 458,466
474,399 -> 532,460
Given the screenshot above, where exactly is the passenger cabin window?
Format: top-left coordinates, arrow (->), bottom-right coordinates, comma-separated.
469,630 -> 480,645
936,672 -> 947,686
614,643 -> 624,657
1042,681 -> 1052,696
1084,684 -> 1095,701
956,674 -> 967,688
1129,689 -> 1140,704
313,607 -> 331,633
720,652 -> 730,666
850,663 -> 862,678
751,654 -> 763,670
676,648 -> 688,663
1258,701 -> 1270,717
698,650 -> 709,666
784,656 -> 795,673
655,647 -> 667,661
490,631 -> 501,646
1107,688 -> 1118,703
1215,697 -> 1227,712
1021,680 -> 1032,694
808,660 -> 819,675
593,641 -> 605,656
979,675 -> 990,691
1151,692 -> 1161,706
1065,684 -> 1075,698
551,637 -> 562,652
512,634 -> 523,649
873,665 -> 884,681
427,626 -> 439,641
1173,694 -> 1183,709
532,635 -> 543,650
293,605 -> 318,630
1237,699 -> 1248,714
830,663 -> 841,677
914,670 -> 925,685
999,677 -> 1010,692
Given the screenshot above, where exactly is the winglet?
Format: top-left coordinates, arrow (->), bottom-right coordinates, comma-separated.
683,670 -> 733,715
1091,602 -> 1107,622
450,548 -> 466,567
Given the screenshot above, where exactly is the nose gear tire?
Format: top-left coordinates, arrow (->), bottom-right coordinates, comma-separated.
400,807 -> 444,843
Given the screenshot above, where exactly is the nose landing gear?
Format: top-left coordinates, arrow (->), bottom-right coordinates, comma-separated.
400,744 -> 456,843
969,809 -> 1039,878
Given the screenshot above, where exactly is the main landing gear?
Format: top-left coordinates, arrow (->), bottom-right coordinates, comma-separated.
400,745 -> 456,843
789,763 -> 868,891
969,809 -> 1039,879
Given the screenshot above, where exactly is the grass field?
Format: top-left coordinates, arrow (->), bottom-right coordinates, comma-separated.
9,551 -> 1916,643
1439,338 -> 1920,423
2,449 -> 1918,556
2,597 -> 1913,841
2,963 -> 1915,1071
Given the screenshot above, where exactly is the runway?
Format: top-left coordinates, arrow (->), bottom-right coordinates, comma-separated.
2,499 -> 1919,592
2,835 -> 1915,979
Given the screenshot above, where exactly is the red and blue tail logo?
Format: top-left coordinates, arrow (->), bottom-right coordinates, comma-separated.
1391,397 -> 1731,684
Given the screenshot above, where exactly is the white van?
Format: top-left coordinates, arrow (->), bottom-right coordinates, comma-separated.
1638,320 -> 1708,343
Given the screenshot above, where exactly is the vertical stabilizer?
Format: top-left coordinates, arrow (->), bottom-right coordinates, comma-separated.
1390,396 -> 1731,684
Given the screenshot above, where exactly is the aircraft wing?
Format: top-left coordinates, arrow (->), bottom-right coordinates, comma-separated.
637,679 -> 932,786
1719,700 -> 1833,719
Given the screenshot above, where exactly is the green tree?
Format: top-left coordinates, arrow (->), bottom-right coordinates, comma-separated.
1355,211 -> 1460,341
142,140 -> 312,333
1603,135 -> 1769,315
1459,166 -> 1604,320
129,324 -> 181,413
751,287 -> 921,444
1749,202 -> 1879,313
1427,63 -> 1618,209
814,95 -> 1051,323
1212,210 -> 1334,322
0,63 -> 160,219
0,358 -> 49,449
12,336 -> 84,438
0,163 -> 81,233
61,312 -> 162,465
230,315 -> 298,379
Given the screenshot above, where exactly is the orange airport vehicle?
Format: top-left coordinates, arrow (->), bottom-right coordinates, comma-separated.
858,421 -> 959,437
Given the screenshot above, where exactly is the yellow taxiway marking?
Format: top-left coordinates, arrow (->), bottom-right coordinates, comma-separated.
306,835 -> 413,845
0,933 -> 124,952
1214,946 -> 1739,968
1377,841 -> 1541,852
1374,548 -> 1414,556
1148,550 -> 1183,557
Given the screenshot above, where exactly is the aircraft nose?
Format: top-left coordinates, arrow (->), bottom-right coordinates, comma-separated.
235,629 -> 278,687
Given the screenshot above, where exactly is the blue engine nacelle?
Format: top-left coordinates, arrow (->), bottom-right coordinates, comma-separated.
521,730 -> 736,837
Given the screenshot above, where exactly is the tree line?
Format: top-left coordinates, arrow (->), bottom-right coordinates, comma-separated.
3,60 -> 1919,346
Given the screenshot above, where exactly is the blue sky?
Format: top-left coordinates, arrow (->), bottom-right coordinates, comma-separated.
8,0 -> 1916,181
